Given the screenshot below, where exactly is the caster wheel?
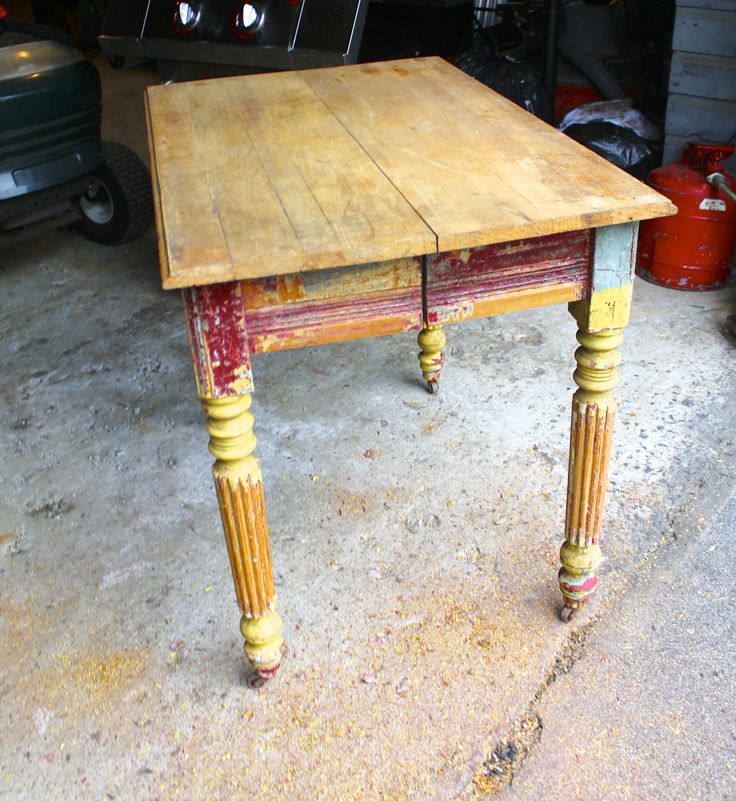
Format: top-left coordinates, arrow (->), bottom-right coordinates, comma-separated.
427,380 -> 439,395
248,673 -> 269,689
560,606 -> 577,623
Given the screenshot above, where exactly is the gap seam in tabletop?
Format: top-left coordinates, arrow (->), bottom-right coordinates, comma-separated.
221,78 -> 322,262
296,72 -> 441,255
305,58 -> 674,255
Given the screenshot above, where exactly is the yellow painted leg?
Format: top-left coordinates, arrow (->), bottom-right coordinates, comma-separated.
559,325 -> 623,620
202,393 -> 284,683
417,324 -> 446,394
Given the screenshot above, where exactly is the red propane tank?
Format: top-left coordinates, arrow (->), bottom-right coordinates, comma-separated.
636,143 -> 736,290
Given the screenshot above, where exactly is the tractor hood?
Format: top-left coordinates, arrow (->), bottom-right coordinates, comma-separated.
0,40 -> 102,201
0,39 -> 85,78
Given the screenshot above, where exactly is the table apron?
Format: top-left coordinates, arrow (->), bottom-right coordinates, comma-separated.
426,229 -> 591,326
182,228 -> 594,394
240,228 -> 591,354
244,256 -> 424,353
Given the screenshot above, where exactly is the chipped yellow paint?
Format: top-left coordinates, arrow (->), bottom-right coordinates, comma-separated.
241,610 -> 283,673
560,540 -> 602,580
203,394 -> 260,481
201,393 -> 283,677
572,328 -> 623,401
229,365 -> 254,394
251,308 -> 423,353
418,325 -> 446,385
569,283 -> 633,333
243,257 -> 421,309
434,283 -> 584,327
435,302 -> 475,325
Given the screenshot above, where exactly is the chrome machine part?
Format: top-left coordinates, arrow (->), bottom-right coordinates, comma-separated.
233,3 -> 262,37
80,178 -> 114,225
99,0 -> 371,76
707,172 -> 736,205
173,2 -> 201,32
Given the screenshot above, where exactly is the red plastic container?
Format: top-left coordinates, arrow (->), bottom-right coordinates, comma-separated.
636,143 -> 736,290
556,84 -> 603,120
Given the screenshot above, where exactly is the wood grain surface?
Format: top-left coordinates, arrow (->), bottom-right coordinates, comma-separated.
146,57 -> 675,289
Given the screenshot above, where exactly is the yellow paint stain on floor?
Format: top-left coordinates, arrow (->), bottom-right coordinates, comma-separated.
1,596 -> 150,750
157,574 -> 546,801
48,647 -> 148,702
0,596 -> 50,654
1,596 -> 147,702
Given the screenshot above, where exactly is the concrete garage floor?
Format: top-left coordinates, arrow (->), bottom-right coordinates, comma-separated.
1,59 -> 736,801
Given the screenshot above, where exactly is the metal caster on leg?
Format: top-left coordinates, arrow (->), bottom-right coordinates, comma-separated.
560,605 -> 577,623
248,671 -> 274,689
427,379 -> 439,395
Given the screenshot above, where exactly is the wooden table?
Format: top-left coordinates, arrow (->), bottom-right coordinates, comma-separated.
144,57 -> 675,685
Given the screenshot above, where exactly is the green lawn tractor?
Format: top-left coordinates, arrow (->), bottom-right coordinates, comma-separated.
0,15 -> 152,248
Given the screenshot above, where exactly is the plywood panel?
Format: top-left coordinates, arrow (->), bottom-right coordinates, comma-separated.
665,93 -> 736,145
676,0 -> 736,11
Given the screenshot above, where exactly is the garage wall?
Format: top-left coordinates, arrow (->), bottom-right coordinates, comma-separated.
664,0 -> 736,165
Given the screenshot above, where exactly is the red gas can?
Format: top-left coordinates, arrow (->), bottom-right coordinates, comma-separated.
636,143 -> 736,290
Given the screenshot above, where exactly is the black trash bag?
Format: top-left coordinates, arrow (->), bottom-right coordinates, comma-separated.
456,50 -> 550,120
560,100 -> 661,141
560,100 -> 662,178
564,121 -> 659,179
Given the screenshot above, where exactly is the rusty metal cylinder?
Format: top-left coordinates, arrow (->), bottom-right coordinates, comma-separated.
636,143 -> 736,290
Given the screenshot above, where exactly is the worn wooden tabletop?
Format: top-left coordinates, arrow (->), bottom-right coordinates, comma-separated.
145,57 -> 675,289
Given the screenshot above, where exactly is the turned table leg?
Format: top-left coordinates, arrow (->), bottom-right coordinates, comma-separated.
203,393 -> 284,682
559,222 -> 638,621
559,326 -> 622,618
417,324 -> 446,394
182,282 -> 284,684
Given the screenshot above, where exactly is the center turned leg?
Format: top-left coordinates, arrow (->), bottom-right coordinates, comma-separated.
417,324 -> 446,394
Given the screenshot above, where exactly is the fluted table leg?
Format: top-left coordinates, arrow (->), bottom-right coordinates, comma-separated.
182,281 -> 284,684
559,327 -> 622,616
559,221 -> 638,620
204,393 -> 284,682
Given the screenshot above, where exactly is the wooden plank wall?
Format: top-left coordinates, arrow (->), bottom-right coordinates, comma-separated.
664,0 -> 736,166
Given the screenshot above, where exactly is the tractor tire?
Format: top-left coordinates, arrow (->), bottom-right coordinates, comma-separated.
79,141 -> 153,245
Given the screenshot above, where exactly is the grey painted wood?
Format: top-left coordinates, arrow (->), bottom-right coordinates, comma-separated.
676,0 -> 736,10
666,94 -> 736,140
590,222 -> 638,294
673,7 -> 736,56
665,1 -> 736,171
669,52 -> 736,101
663,134 -> 685,164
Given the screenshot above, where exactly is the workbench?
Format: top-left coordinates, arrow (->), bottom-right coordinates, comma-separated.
144,57 -> 674,684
